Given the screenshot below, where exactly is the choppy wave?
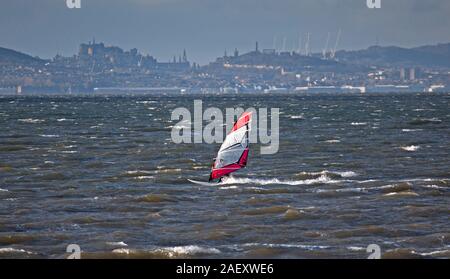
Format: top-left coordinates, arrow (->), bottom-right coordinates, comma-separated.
154,168 -> 182,174
351,122 -> 367,126
133,176 -> 154,180
416,249 -> 450,257
241,243 -> 330,251
409,118 -> 442,125
402,129 -> 423,132
18,118 -> 45,123
136,100 -> 157,104
383,248 -> 450,259
111,245 -> 220,258
136,194 -> 176,203
106,241 -> 128,247
422,185 -> 447,190
125,170 -> 153,176
241,205 -> 292,216
314,182 -> 417,196
383,191 -> 419,197
2,93 -> 449,259
295,170 -> 358,179
0,248 -> 35,255
221,175 -> 341,186
346,246 -> 366,251
289,115 -> 304,120
219,186 -> 238,190
401,145 -> 420,152
374,182 -> 412,192
325,139 -> 340,143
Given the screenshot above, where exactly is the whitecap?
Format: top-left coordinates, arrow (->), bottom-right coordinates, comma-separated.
126,170 -> 152,175
290,115 -> 304,119
63,145 -> 77,149
351,122 -> 367,126
334,171 -> 358,177
347,246 -> 366,251
106,241 -> 128,247
241,243 -> 330,250
154,168 -> 182,174
0,248 -> 35,255
134,176 -> 154,180
221,175 -> 341,186
401,145 -> 420,152
315,187 -> 367,194
356,179 -> 379,184
18,118 -> 45,123
160,245 -> 221,256
402,129 -> 422,132
219,186 -> 238,190
422,185 -> 447,190
136,100 -> 157,104
112,245 -> 221,257
383,191 -> 419,197
415,249 -> 450,257
296,170 -> 357,178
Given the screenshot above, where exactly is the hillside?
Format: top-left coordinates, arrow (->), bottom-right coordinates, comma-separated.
0,47 -> 46,65
335,44 -> 450,68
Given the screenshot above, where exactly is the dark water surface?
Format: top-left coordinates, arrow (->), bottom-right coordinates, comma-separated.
0,92 -> 449,258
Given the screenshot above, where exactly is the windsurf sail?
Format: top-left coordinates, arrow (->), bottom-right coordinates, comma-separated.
209,111 -> 252,181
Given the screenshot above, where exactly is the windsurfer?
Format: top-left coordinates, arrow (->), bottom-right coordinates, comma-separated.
206,111 -> 252,184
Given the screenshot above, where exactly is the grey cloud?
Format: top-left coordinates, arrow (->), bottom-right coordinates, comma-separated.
0,0 -> 448,64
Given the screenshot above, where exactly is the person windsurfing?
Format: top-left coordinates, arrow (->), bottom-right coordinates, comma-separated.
208,111 -> 252,183
210,158 -> 229,183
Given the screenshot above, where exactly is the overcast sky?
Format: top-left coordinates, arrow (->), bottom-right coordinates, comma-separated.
0,0 -> 449,64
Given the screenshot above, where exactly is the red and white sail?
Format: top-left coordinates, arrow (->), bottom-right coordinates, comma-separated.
209,111 -> 252,181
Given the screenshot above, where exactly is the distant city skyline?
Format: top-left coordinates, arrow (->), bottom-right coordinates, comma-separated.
1,0 -> 449,65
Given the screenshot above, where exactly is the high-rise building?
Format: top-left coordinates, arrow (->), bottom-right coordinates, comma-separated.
409,68 -> 415,80
400,68 -> 405,80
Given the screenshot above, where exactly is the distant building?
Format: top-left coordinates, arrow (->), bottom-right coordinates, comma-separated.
400,68 -> 406,80
183,49 -> 188,63
263,49 -> 276,55
409,68 -> 415,80
399,67 -> 417,81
